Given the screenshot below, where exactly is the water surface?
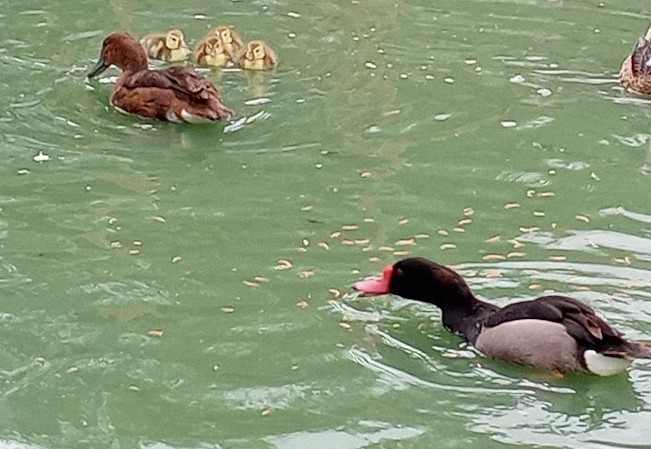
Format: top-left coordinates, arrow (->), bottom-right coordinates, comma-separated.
1,1 -> 651,448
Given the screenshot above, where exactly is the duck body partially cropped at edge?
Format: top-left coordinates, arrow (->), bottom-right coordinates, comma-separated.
619,23 -> 651,95
355,257 -> 651,376
87,32 -> 233,122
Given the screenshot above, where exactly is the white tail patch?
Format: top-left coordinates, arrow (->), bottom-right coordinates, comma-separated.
584,350 -> 631,376
180,109 -> 212,124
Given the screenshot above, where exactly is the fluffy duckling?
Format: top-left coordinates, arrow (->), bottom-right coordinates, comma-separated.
205,25 -> 244,58
87,32 -> 233,122
619,23 -> 651,95
235,40 -> 278,71
193,36 -> 229,67
140,29 -> 190,63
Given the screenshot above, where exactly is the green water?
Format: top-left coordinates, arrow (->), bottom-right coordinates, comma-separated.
1,0 -> 651,448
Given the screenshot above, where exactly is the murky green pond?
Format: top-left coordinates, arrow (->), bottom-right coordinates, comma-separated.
2,0 -> 651,448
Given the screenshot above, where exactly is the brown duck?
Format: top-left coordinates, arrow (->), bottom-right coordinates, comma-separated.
619,23 -> 651,95
87,32 -> 233,122
355,257 -> 651,376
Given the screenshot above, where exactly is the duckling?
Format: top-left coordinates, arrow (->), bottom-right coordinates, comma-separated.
193,36 -> 228,67
205,25 -> 245,58
619,23 -> 651,95
235,40 -> 278,71
140,29 -> 190,63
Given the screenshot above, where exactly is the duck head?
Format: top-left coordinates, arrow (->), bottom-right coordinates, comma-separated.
195,36 -> 227,66
164,29 -> 186,50
245,40 -> 267,62
88,32 -> 148,78
354,257 -> 476,309
212,26 -> 240,46
239,40 -> 278,70
164,29 -> 190,61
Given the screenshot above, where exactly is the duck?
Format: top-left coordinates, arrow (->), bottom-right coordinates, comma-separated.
140,29 -> 191,63
354,257 -> 651,376
234,40 -> 278,71
203,25 -> 244,59
87,32 -> 234,122
619,23 -> 651,95
193,36 -> 229,68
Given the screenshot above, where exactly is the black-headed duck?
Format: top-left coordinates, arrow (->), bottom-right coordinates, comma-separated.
193,36 -> 229,68
87,32 -> 233,122
619,23 -> 651,95
235,40 -> 278,71
355,257 -> 651,376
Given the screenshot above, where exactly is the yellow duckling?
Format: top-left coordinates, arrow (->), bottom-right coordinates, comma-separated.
140,29 -> 190,63
619,23 -> 651,95
193,36 -> 229,67
235,40 -> 278,71
205,25 -> 245,59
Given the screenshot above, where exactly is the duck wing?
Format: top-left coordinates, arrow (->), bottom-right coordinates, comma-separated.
122,67 -> 225,104
484,295 -> 650,357
630,37 -> 651,77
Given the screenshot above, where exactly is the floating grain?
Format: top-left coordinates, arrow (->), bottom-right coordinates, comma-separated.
395,239 -> 416,246
328,288 -> 342,298
507,252 -> 526,258
274,259 -> 293,270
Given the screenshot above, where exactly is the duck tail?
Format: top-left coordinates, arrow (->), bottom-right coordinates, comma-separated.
601,340 -> 651,359
627,340 -> 651,359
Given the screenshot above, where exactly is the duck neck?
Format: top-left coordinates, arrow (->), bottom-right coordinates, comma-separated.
441,296 -> 498,345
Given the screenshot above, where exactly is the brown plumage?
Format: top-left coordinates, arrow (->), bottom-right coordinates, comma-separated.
235,40 -> 278,71
619,23 -> 651,95
87,32 -> 233,123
